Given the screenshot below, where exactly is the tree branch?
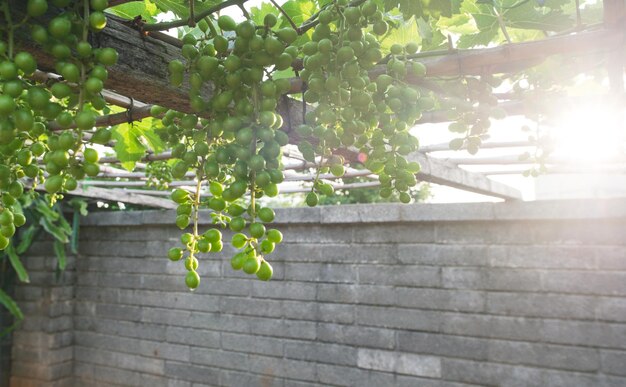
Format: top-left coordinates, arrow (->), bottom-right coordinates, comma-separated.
269,0 -> 297,31
142,0 -> 246,32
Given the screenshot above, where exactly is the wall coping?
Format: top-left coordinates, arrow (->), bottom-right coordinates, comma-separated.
80,198 -> 626,226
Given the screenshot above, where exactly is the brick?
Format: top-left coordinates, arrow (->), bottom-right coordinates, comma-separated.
221,333 -> 283,357
441,268 -> 485,289
397,331 -> 488,361
164,361 -> 220,384
315,363 -> 395,386
357,348 -> 441,378
487,340 -> 599,372
165,327 -> 220,349
541,271 -> 626,296
601,350 -> 626,376
357,306 -> 441,331
316,323 -> 395,350
398,244 -> 488,266
316,284 -> 358,303
284,263 -> 357,283
396,288 -> 485,312
358,265 -> 441,287
189,348 -> 247,371
488,245 -> 596,269
597,297 -> 626,322
356,285 -> 397,306
284,342 -> 357,366
74,346 -> 165,375
487,292 -> 597,320
75,331 -> 191,362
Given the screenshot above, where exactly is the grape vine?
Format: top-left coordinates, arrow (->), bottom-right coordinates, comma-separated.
0,0 -> 589,294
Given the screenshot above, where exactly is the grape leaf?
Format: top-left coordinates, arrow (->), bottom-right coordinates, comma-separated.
112,119 -> 164,171
6,244 -> 29,283
0,289 -> 23,321
53,241 -> 67,271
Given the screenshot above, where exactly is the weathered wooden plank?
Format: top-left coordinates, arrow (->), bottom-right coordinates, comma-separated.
66,185 -> 176,209
411,153 -> 523,200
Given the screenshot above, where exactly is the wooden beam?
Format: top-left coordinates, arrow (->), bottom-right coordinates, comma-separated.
420,141 -> 532,153
34,184 -> 176,209
410,153 -> 523,200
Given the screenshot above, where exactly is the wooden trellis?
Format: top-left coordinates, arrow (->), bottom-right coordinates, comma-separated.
16,0 -> 626,208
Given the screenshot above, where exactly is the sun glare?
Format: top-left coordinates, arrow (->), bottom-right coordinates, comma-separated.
549,102 -> 625,163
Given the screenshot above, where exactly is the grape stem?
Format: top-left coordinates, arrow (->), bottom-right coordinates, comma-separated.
141,0 -> 246,32
78,0 -> 90,112
1,2 -> 14,59
268,0 -> 298,31
188,0 -> 196,27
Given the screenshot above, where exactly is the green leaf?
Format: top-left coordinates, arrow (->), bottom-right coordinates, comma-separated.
381,17 -> 420,52
16,225 -> 37,255
0,289 -> 23,321
39,217 -> 70,244
107,1 -> 146,19
152,0 -> 222,19
53,241 -> 67,271
6,244 -> 29,283
280,0 -> 317,27
249,3 -> 280,26
34,200 -> 59,221
112,119 -> 164,171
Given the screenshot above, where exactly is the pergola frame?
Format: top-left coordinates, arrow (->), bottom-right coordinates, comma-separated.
16,0 -> 626,208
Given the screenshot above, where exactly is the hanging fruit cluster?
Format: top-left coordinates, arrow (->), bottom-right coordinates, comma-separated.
0,0 -> 116,249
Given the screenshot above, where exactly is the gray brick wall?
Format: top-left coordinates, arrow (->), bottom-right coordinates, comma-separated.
8,198 -> 626,386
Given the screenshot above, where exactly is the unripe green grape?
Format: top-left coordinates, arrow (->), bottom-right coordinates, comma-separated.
267,229 -> 283,244
14,52 -> 37,75
45,175 -> 63,193
203,228 -> 221,244
91,0 -> 109,11
197,239 -> 211,253
208,197 -> 225,211
75,110 -> 96,130
27,0 -> 48,17
258,207 -> 275,223
168,247 -> 183,261
13,213 -> 26,227
97,48 -> 118,66
1,224 -> 15,238
229,216 -> 246,232
249,222 -> 266,239
243,257 -> 260,274
85,77 -> 104,94
0,210 -> 13,226
83,148 -> 99,163
171,189 -> 190,204
90,12 -> 107,30
209,239 -> 223,252
260,239 -> 275,254
306,191 -> 318,207
256,261 -> 273,281
231,233 -> 247,249
176,215 -> 190,229
231,252 -> 247,270
185,270 -> 200,289
218,15 -> 237,31
48,17 -> 72,39
91,128 -> 112,144
0,235 -> 8,250
84,163 -> 100,177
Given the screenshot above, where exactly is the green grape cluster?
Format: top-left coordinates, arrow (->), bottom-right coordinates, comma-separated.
144,160 -> 173,190
158,12 -> 311,286
445,75 -> 506,154
0,0 -> 116,250
169,188 -> 226,290
295,0 -> 429,204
